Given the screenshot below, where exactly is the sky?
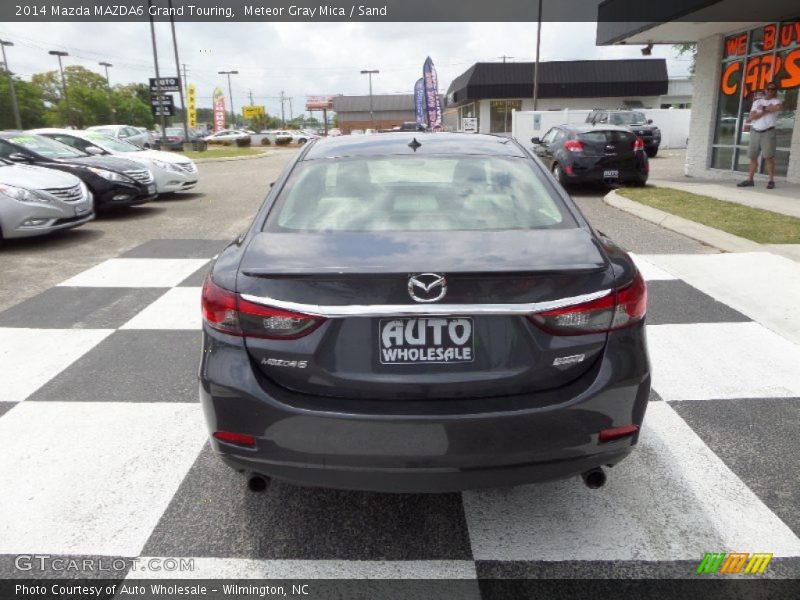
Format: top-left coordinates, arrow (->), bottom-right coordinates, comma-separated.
0,21 -> 691,117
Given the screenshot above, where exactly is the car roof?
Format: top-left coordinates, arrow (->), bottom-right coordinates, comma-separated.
553,124 -> 635,134
303,132 -> 527,160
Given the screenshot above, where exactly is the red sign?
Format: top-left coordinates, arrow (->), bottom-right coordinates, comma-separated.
212,87 -> 226,132
306,97 -> 333,110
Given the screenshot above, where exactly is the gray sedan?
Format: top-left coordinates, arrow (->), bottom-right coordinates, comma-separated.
0,159 -> 93,239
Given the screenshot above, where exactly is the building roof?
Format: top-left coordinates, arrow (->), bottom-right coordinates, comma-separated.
332,94 -> 415,113
445,59 -> 668,106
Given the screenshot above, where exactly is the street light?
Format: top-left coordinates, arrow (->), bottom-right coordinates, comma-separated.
360,69 -> 379,128
48,50 -> 71,126
218,70 -> 238,127
0,39 -> 22,129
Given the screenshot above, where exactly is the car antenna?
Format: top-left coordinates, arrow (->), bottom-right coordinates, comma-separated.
408,138 -> 422,151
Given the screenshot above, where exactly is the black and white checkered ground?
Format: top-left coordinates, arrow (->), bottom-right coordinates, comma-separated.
1,239 -> 799,583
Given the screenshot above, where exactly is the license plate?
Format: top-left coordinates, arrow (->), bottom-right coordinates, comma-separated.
379,317 -> 474,365
603,169 -> 619,179
148,184 -> 156,194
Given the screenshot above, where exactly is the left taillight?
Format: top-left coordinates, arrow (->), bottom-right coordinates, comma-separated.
201,274 -> 324,339
528,270 -> 647,336
633,137 -> 645,151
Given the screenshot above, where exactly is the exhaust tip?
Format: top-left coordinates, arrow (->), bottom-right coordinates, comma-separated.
247,475 -> 268,492
581,467 -> 606,489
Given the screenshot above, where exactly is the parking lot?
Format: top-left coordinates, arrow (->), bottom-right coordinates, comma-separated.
1,148 -> 799,584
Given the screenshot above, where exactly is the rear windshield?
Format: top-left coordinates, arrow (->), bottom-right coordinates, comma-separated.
579,130 -> 636,143
609,112 -> 647,125
264,155 -> 576,232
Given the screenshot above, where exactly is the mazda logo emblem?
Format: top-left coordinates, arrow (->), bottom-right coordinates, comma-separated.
408,273 -> 447,303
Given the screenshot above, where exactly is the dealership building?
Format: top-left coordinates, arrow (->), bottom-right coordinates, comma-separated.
597,2 -> 799,182
331,95 -> 416,134
442,59 -> 685,134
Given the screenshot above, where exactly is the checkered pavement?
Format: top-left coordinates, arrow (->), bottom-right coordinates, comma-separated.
0,239 -> 799,585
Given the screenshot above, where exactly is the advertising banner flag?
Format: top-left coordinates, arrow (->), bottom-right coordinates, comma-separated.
187,83 -> 197,129
212,86 -> 226,132
422,57 -> 442,129
414,78 -> 425,125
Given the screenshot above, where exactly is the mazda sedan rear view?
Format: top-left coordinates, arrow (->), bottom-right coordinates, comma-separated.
200,133 -> 650,493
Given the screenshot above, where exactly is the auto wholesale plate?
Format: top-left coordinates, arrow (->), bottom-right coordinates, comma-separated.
379,317 -> 474,365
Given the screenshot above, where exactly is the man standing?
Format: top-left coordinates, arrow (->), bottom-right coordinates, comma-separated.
738,82 -> 783,189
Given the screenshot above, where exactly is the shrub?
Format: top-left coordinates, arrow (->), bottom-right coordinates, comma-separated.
275,137 -> 291,146
261,137 -> 272,145
235,137 -> 251,147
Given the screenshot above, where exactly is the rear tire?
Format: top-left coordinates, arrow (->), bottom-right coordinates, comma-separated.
552,163 -> 568,186
645,147 -> 658,158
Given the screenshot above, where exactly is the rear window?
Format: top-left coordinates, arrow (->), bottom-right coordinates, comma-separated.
264,155 -> 576,232
609,112 -> 647,126
579,131 -> 636,144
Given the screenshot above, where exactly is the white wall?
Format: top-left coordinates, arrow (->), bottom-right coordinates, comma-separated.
512,108 -> 692,149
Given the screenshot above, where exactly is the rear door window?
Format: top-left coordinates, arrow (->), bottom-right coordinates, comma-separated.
265,155 -> 577,232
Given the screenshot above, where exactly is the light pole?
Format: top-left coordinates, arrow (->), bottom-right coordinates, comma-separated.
168,0 -> 189,144
0,39 -> 22,129
219,70 -> 238,127
532,0 -> 543,111
49,50 -> 71,126
360,69 -> 379,128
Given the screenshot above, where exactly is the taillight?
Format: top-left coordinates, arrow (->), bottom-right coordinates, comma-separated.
564,139 -> 584,152
201,274 -> 324,339
633,137 -> 645,151
528,270 -> 646,336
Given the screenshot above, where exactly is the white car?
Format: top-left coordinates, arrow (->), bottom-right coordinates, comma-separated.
86,124 -> 152,148
203,129 -> 251,143
30,129 -> 199,195
273,130 -> 317,144
0,158 -> 93,239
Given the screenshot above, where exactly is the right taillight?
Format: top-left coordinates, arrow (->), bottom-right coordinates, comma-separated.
633,137 -> 645,151
528,270 -> 647,336
564,139 -> 584,152
201,274 -> 324,339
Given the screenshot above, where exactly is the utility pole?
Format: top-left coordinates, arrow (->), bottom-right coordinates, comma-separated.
249,89 -> 254,106
280,90 -> 286,127
360,69 -> 379,128
532,0 -> 543,111
168,0 -> 189,143
288,97 -> 293,124
182,63 -> 189,97
99,61 -> 114,124
48,50 -> 71,127
219,70 -> 238,128
498,55 -> 515,63
0,40 -> 22,129
147,0 -> 167,140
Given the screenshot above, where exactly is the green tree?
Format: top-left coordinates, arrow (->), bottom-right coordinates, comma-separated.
0,69 -> 47,128
674,43 -> 698,76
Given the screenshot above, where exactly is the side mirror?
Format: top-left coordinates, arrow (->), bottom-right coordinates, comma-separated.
531,137 -> 541,144
647,119 -> 653,124
85,146 -> 105,155
8,152 -> 30,163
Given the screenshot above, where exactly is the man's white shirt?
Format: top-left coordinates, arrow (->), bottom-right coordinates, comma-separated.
750,97 -> 782,131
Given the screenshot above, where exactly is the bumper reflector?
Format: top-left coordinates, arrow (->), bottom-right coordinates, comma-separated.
598,424 -> 639,443
213,431 -> 256,447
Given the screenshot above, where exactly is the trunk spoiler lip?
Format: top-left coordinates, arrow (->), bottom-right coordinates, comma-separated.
238,288 -> 612,318
239,264 -> 608,278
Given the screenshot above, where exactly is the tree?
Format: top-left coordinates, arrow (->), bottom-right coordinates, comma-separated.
0,69 -> 47,128
674,43 -> 698,77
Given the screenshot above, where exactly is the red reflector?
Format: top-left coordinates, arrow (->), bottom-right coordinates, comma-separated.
564,139 -> 584,152
599,424 -> 639,443
213,431 -> 256,447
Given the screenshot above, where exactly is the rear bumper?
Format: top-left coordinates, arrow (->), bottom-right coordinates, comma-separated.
199,322 -> 650,493
566,157 -> 648,184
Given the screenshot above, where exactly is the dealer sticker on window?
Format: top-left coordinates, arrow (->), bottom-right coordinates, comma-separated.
379,317 -> 474,365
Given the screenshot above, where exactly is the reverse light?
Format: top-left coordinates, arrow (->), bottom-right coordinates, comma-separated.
599,424 -> 639,443
213,431 -> 256,447
633,137 -> 645,151
201,274 -> 324,339
528,270 -> 647,336
564,139 -> 584,152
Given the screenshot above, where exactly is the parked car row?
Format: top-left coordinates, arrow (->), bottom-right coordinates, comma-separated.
0,129 -> 199,241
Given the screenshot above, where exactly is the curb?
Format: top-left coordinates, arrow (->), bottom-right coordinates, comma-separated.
603,189 -> 764,253
191,151 -> 281,164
